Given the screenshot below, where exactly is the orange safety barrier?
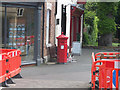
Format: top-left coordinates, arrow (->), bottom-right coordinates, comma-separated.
91,52 -> 120,90
0,53 -> 7,83
0,49 -> 22,87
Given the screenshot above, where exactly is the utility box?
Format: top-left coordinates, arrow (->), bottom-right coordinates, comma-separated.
56,32 -> 68,64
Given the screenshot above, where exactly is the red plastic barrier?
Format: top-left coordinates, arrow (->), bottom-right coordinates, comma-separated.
0,53 -> 7,83
91,52 -> 120,90
7,50 -> 21,79
0,49 -> 21,83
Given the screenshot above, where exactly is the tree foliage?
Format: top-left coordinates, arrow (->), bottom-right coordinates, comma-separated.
96,2 -> 117,46
83,2 -> 98,46
116,2 -> 120,24
92,16 -> 99,43
84,2 -> 97,26
97,2 -> 116,35
83,2 -> 118,46
115,1 -> 120,41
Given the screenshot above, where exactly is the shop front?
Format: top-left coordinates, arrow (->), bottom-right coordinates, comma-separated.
1,2 -> 42,65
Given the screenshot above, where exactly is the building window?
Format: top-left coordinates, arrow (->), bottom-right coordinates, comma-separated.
1,6 -> 35,62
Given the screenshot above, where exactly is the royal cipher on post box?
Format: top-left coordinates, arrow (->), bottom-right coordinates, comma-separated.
56,32 -> 68,64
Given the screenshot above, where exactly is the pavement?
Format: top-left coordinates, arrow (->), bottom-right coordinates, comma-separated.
2,48 -> 115,89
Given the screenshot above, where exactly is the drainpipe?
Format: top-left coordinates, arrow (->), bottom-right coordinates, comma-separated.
42,2 -> 45,61
34,3 -> 42,66
4,5 -> 7,48
80,5 -> 84,46
80,14 -> 83,44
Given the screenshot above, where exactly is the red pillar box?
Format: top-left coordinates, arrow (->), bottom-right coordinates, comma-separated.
56,32 -> 68,64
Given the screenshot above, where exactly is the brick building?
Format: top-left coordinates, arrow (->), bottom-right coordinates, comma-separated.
42,2 -> 56,63
1,2 -> 56,65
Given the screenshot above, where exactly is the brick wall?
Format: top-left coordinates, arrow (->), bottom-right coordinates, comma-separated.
43,2 -> 56,57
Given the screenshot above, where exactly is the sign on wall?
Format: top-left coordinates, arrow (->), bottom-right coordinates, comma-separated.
17,8 -> 24,17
